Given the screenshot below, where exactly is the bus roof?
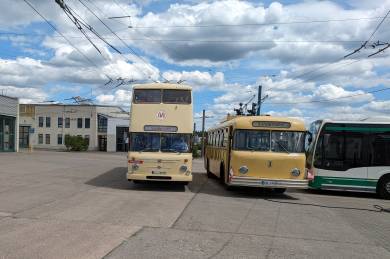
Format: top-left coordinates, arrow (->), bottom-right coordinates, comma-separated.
209,115 -> 306,131
318,119 -> 390,125
132,83 -> 192,90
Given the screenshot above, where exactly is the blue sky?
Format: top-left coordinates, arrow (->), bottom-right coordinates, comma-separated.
0,0 -> 390,127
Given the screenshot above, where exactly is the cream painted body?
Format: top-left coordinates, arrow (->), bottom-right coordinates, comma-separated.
127,83 -> 193,182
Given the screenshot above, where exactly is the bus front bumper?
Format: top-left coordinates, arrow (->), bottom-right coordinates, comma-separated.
228,176 -> 309,188
127,173 -> 192,182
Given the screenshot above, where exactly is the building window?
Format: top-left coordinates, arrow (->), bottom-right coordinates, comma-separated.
98,115 -> 107,133
77,118 -> 83,128
65,118 -> 70,128
57,134 -> 63,145
38,117 -> 44,127
38,134 -> 43,144
85,135 -> 90,146
45,134 -> 50,144
46,117 -> 51,128
58,117 -> 63,128
85,118 -> 90,129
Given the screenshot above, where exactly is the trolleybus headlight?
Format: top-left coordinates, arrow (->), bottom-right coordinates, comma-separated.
180,165 -> 188,173
239,166 -> 249,174
291,168 -> 300,177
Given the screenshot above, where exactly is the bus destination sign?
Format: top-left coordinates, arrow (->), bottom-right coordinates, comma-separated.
252,121 -> 291,128
144,125 -> 178,132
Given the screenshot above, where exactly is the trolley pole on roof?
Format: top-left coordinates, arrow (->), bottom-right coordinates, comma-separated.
256,85 -> 262,115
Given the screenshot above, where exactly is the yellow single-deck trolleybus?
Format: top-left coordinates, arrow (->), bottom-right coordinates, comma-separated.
205,115 -> 309,192
127,83 -> 193,184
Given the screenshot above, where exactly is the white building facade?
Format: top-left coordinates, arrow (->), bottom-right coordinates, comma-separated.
0,95 -> 19,152
19,104 -> 129,152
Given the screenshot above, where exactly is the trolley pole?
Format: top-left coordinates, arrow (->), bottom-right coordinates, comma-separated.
201,109 -> 205,157
256,85 -> 262,115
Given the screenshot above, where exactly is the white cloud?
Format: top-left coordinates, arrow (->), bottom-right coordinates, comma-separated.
96,89 -> 132,107
162,70 -> 225,90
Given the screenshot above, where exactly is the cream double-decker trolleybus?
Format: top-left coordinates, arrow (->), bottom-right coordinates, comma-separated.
127,83 -> 193,184
205,115 -> 310,193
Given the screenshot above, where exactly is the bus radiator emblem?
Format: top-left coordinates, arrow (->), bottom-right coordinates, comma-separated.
156,111 -> 166,120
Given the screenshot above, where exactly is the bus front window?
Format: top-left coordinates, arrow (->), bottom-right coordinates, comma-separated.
161,134 -> 191,153
271,131 -> 305,153
233,130 -> 270,151
130,133 -> 160,152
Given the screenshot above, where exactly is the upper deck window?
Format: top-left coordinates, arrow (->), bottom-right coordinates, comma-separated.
162,90 -> 191,104
133,89 -> 161,103
133,89 -> 191,104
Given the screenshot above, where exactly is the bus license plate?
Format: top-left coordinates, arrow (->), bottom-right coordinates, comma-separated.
261,180 -> 277,186
152,171 -> 166,175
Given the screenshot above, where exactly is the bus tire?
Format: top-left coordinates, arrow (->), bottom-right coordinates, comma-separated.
206,159 -> 213,178
219,163 -> 225,185
273,188 -> 286,194
377,175 -> 390,200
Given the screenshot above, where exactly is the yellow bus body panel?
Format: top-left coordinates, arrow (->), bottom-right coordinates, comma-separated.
230,151 -> 306,179
205,115 -> 308,188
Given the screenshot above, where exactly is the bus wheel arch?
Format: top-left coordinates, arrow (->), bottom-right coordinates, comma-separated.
377,174 -> 390,199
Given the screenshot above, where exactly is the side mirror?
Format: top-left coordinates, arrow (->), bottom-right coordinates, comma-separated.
307,131 -> 313,144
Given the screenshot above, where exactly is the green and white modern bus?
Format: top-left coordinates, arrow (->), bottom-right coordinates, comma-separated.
306,119 -> 390,199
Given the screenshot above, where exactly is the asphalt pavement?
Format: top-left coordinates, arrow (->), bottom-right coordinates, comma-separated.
0,151 -> 389,259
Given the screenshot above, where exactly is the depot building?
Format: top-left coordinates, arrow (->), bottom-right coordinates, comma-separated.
0,95 -> 19,152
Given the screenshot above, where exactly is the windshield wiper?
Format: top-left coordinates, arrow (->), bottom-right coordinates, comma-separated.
275,140 -> 290,154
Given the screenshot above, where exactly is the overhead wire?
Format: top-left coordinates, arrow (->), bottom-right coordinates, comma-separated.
0,31 -> 373,44
22,0 -> 114,85
77,0 -> 163,82
263,9 -> 390,103
114,16 -> 390,29
266,85 -> 390,105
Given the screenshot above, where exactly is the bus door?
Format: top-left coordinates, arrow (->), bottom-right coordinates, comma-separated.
367,131 -> 390,180
315,128 -> 367,186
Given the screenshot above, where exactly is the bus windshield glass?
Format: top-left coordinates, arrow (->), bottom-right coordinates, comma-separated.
133,89 -> 161,103
130,133 -> 191,153
271,131 -> 305,153
233,130 -> 305,153
161,133 -> 191,152
130,133 -> 160,152
162,90 -> 191,104
233,130 -> 270,151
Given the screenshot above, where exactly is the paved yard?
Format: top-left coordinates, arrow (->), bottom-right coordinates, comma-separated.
0,151 -> 389,258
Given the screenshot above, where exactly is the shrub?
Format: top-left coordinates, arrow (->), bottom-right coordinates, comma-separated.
64,135 -> 89,151
192,143 -> 201,158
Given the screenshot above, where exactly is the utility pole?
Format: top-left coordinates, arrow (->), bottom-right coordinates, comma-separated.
201,110 -> 206,157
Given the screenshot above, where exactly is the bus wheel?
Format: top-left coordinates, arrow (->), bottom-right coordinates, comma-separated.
273,188 -> 286,194
219,164 -> 225,185
377,175 -> 390,199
